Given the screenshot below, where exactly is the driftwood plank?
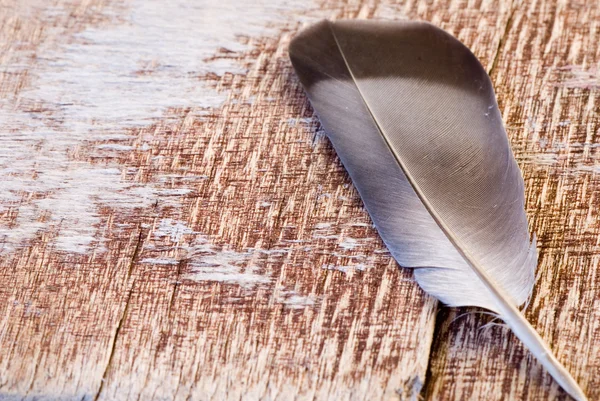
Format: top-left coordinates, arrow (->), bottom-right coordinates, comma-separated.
1,1 -> 595,401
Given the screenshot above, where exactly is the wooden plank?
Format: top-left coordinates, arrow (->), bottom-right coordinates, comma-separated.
423,1 -> 599,400
0,1 -> 439,400
3,0 -> 594,401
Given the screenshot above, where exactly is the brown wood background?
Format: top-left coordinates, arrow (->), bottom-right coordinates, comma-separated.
0,0 -> 598,400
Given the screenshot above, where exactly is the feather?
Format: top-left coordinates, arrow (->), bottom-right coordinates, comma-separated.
289,19 -> 586,401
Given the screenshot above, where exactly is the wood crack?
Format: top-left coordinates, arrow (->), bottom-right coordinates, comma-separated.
419,304 -> 451,401
93,228 -> 145,401
488,6 -> 517,77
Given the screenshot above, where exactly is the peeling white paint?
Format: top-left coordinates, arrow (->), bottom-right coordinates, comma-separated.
0,161 -> 159,253
0,0 -> 312,253
32,0 -> 309,128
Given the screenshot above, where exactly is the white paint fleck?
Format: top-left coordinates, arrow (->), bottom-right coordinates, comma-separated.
142,232 -> 273,288
96,144 -> 134,151
311,234 -> 369,251
273,286 -> 317,308
188,268 -> 270,287
519,153 -> 560,167
559,66 -> 600,89
155,189 -> 193,196
526,117 -> 538,131
141,258 -> 180,265
157,174 -> 208,182
152,219 -> 194,242
287,117 -> 315,126
331,253 -> 365,259
313,235 -> 340,240
254,248 -> 291,255
347,222 -> 373,228
184,236 -> 270,288
573,164 -> 600,174
322,263 -> 368,274
316,193 -> 331,201
339,237 -> 360,250
281,294 -> 316,309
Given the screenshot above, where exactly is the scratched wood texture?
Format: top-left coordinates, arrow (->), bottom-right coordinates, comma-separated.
0,1 -> 597,401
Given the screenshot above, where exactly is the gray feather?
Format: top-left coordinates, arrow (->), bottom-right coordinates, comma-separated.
289,20 -> 586,401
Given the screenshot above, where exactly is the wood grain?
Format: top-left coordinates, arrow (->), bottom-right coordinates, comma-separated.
0,1 -> 596,401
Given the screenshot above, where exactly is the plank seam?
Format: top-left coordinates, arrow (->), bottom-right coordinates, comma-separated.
93,228 -> 145,401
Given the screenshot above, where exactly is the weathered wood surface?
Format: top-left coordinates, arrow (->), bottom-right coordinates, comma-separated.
0,1 -> 597,400
424,1 -> 600,400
